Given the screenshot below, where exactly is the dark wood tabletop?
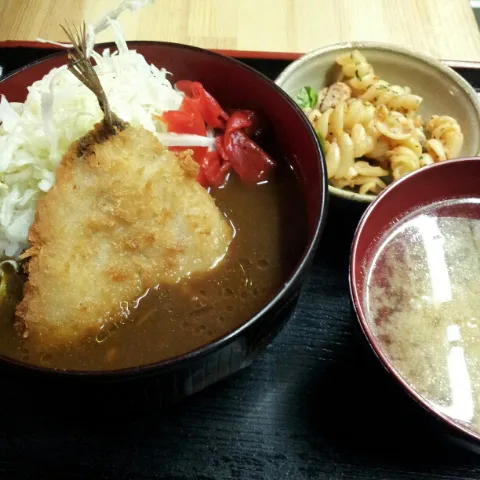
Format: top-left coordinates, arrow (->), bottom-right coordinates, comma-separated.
1,48 -> 480,480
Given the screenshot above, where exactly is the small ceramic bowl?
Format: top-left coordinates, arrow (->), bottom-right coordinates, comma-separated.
275,41 -> 480,203
350,156 -> 480,449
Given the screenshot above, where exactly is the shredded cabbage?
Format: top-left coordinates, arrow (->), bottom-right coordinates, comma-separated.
0,3 -> 202,259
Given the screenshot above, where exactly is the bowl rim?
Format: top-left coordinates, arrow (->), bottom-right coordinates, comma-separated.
0,40 -> 329,377
349,156 -> 480,444
275,40 -> 480,204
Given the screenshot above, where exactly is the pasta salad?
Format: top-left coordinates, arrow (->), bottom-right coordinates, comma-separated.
295,50 -> 464,195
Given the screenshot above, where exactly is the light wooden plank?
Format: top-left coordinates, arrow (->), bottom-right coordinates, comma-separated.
1,0 -> 479,61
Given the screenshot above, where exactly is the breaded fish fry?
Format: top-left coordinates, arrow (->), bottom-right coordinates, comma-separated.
15,24 -> 232,345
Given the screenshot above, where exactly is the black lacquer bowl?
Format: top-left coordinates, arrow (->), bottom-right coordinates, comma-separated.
0,42 -> 327,409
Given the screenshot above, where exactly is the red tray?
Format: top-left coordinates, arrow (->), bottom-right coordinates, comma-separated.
2,41 -> 480,90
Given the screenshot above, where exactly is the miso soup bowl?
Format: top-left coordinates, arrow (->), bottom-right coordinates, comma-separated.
0,42 -> 328,410
275,41 -> 480,204
350,157 -> 480,450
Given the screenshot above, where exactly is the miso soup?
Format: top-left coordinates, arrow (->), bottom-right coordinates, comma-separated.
364,198 -> 480,432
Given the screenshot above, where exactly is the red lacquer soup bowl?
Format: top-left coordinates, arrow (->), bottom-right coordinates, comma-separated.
0,42 -> 327,409
350,157 -> 480,450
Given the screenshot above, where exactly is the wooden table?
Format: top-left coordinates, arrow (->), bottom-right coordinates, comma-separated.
1,0 -> 480,61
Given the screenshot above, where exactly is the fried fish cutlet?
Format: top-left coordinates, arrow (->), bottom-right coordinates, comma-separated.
15,122 -> 233,345
15,23 -> 232,346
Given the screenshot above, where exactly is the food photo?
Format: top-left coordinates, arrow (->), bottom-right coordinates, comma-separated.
1,0 -> 480,478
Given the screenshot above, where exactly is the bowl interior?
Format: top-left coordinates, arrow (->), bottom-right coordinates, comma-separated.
350,156 -> 480,441
0,42 -> 327,374
276,42 -> 480,203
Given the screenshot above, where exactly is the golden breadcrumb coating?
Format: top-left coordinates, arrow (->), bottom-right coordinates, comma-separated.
16,122 -> 232,346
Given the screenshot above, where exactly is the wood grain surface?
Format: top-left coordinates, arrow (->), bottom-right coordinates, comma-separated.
1,0 -> 480,61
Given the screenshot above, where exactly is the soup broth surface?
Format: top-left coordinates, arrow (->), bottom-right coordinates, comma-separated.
0,164 -> 307,371
365,198 -> 480,433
